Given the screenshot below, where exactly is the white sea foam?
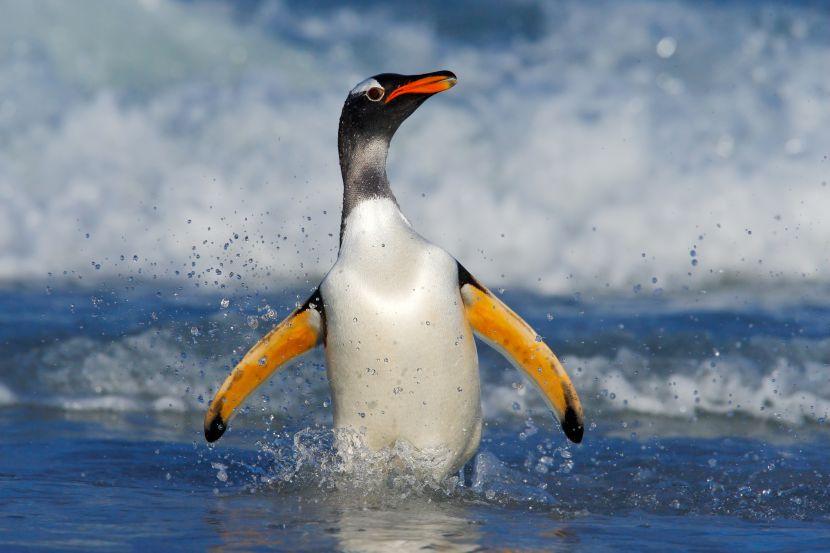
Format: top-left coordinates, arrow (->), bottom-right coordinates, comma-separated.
2,320 -> 827,427
484,339 -> 830,426
0,0 -> 828,294
0,382 -> 15,406
2,323 -> 331,418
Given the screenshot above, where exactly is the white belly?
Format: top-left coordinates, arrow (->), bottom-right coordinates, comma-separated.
320,199 -> 481,477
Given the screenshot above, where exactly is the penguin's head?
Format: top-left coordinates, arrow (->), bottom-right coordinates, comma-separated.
339,71 -> 457,146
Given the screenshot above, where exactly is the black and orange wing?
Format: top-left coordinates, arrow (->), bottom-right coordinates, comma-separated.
458,264 -> 584,443
204,291 -> 325,442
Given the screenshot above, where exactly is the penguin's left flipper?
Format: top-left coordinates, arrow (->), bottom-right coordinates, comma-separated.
458,264 -> 584,443
204,290 -> 325,443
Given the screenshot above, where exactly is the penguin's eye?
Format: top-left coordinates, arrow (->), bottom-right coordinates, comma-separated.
365,86 -> 385,102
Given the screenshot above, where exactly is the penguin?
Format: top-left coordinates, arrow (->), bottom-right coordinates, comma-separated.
204,71 -> 584,479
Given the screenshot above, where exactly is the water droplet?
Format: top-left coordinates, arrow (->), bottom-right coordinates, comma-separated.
785,137 -> 803,156
220,298 -> 230,309
212,462 -> 229,483
656,36 -> 677,58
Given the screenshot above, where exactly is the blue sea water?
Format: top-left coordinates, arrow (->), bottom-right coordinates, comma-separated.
2,0 -> 830,550
2,286 -> 830,550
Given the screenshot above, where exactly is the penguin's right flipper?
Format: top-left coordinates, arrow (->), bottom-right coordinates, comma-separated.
204,290 -> 325,443
457,263 -> 584,443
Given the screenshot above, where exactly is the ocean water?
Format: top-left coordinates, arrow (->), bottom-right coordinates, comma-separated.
2,0 -> 830,550
3,287 -> 830,550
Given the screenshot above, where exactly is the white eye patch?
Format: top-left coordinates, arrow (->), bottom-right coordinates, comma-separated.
349,77 -> 382,97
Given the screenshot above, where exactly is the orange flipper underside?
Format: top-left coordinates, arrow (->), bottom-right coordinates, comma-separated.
204,302 -> 322,442
460,282 -> 584,443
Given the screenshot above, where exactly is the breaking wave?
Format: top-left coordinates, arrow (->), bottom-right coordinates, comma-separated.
0,0 -> 829,294
4,318 -> 828,428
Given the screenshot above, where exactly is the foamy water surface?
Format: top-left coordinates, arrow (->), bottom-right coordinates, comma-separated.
1,0 -> 828,293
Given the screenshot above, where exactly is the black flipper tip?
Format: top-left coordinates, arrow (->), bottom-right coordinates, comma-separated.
205,413 -> 227,443
562,406 -> 584,444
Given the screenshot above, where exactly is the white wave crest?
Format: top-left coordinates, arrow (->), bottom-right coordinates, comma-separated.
3,319 -> 828,428
485,340 -> 830,426
0,0 -> 828,293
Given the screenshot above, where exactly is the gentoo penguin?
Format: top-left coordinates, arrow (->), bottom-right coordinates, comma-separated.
204,71 -> 584,479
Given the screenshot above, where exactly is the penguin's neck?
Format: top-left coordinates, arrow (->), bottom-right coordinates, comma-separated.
339,196 -> 414,252
338,133 -> 400,244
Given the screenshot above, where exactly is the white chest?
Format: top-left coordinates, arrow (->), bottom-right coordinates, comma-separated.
319,199 -> 482,475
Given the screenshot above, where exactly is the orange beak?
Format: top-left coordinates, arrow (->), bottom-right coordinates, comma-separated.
385,74 -> 457,103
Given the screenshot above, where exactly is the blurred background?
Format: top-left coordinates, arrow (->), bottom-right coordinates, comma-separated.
2,1 -> 830,550
2,0 -> 828,293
